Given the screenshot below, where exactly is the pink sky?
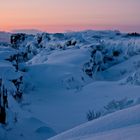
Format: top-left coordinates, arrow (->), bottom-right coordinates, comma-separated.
0,0 -> 140,32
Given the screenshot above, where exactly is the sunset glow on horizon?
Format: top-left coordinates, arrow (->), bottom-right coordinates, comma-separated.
0,0 -> 140,33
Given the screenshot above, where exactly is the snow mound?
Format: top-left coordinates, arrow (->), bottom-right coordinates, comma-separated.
49,105 -> 140,140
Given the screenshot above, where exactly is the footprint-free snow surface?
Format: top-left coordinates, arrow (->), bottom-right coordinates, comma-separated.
0,30 -> 140,140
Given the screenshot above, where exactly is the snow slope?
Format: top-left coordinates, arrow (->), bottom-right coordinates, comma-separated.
0,31 -> 11,43
0,44 -> 56,140
49,105 -> 140,140
0,30 -> 140,140
23,50 -> 140,133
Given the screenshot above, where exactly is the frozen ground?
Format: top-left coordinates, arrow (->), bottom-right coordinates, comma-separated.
0,30 -> 140,140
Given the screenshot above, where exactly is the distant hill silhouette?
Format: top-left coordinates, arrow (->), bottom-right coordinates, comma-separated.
12,29 -> 43,35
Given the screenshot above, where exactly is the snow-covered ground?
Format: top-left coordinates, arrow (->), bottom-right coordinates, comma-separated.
0,30 -> 140,140
0,31 -> 11,43
49,105 -> 140,140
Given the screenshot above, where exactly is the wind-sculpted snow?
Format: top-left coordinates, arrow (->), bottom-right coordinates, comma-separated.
0,30 -> 140,140
49,105 -> 140,140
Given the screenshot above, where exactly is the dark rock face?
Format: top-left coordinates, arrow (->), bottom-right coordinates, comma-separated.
0,106 -> 6,124
126,32 -> 140,37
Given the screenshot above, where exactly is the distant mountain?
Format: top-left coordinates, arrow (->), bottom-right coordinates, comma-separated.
12,29 -> 43,35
